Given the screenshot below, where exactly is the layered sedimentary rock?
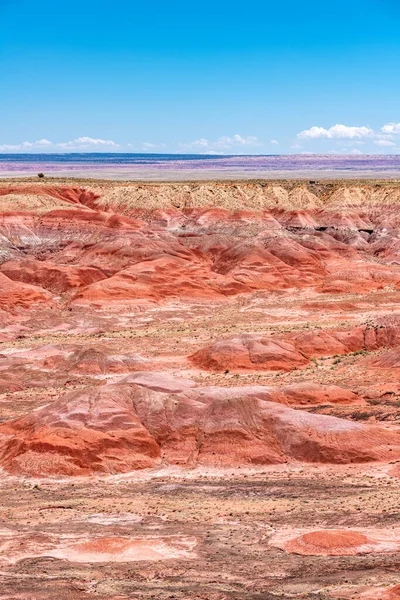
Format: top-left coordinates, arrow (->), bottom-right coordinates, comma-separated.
1,183 -> 400,311
0,272 -> 54,311
1,182 -> 400,479
1,181 -> 400,597
190,321 -> 400,372
0,380 -> 398,476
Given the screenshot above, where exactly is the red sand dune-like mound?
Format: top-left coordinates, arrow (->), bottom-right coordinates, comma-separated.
71,254 -> 249,306
0,380 -> 399,476
57,346 -> 150,374
190,322 -> 400,372
358,586 -> 400,600
280,383 -> 361,406
368,348 -> 400,369
286,530 -> 369,555
1,259 -> 106,294
190,335 -> 309,372
0,272 -> 54,311
0,384 -> 161,476
0,374 -> 24,394
270,528 -> 400,556
378,586 -> 400,600
0,344 -> 152,378
0,530 -> 197,565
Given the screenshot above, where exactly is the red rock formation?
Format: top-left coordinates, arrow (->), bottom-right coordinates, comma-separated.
270,528 -> 400,556
286,530 -> 369,555
190,334 -> 309,372
2,185 -> 400,310
0,185 -> 100,207
0,385 -> 161,476
0,381 -> 399,476
190,321 -> 400,372
0,374 -> 24,393
280,383 -> 361,406
368,348 -> 400,369
381,586 -> 400,600
71,254 -> 249,306
0,272 -> 54,311
1,259 -> 106,294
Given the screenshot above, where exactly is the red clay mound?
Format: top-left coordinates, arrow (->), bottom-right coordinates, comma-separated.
1,259 -> 106,294
61,347 -> 150,374
0,375 -> 24,394
369,348 -> 400,369
280,383 -> 361,406
0,381 -> 399,476
0,530 -> 197,565
381,586 -> 400,600
190,334 -> 309,372
270,528 -> 400,556
359,586 -> 400,600
286,530 -> 368,555
190,322 -> 400,372
71,255 -> 249,306
0,272 -> 54,311
0,384 -> 161,476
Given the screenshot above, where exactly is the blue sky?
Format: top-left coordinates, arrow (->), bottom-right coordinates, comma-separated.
1,0 -> 400,154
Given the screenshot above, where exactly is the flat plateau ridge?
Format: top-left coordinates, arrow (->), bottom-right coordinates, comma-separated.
0,179 -> 400,599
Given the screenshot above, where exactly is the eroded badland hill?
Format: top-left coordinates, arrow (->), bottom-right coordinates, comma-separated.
0,179 -> 400,599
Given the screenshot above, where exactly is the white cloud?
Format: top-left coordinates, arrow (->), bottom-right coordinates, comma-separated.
142,142 -> 168,150
0,139 -> 53,151
0,136 -> 120,152
381,123 -> 400,135
57,136 -> 119,149
33,139 -> 53,147
270,139 -> 279,145
374,139 -> 396,147
298,124 -> 373,140
180,134 -> 261,152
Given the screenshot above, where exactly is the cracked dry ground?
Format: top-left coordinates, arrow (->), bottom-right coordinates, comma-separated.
0,179 -> 400,599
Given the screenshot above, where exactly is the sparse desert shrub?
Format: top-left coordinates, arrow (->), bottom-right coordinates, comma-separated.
351,411 -> 371,421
